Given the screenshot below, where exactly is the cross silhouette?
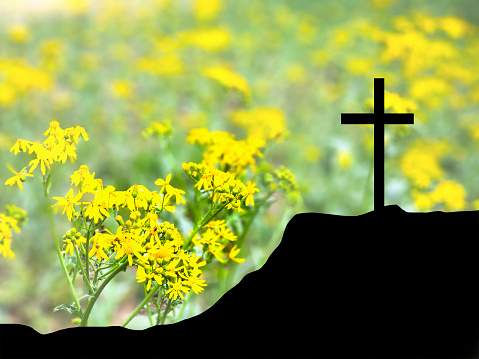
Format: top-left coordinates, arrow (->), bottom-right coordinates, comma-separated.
341,78 -> 414,211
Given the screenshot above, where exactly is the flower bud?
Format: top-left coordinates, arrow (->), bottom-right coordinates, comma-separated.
115,215 -> 124,226
131,186 -> 138,198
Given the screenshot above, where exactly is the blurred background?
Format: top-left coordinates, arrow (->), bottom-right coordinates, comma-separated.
1,0 -> 479,332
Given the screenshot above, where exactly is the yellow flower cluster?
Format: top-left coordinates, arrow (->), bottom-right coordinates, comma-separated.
194,0 -> 222,21
5,121 -> 89,190
361,14 -> 477,107
365,90 -> 418,114
179,28 -> 231,52
230,107 -> 289,147
0,204 -> 27,260
399,140 -> 449,189
182,161 -> 259,213
0,213 -> 20,259
201,66 -> 251,99
192,219 -> 245,263
142,120 -> 174,139
7,24 -> 30,43
265,165 -> 302,207
0,59 -> 51,106
54,164 -> 206,298
186,128 -> 263,175
137,54 -> 184,76
411,180 -> 466,211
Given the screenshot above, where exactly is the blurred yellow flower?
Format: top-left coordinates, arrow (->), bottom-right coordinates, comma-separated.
334,30 -> 349,47
230,107 -> 287,146
439,16 -> 472,39
137,55 -> 184,76
202,66 -> 251,98
194,0 -> 222,21
180,27 -> 231,52
186,129 -> 262,174
155,35 -> 181,54
8,24 -> 30,43
4,165 -> 34,191
337,150 -> 353,170
286,64 -> 306,84
365,90 -> 417,114
347,59 -> 374,75
370,0 -> 393,9
111,80 -> 132,98
0,84 -> 16,106
410,77 -> 452,108
411,189 -> 434,211
430,180 -> 466,211
0,59 -> 52,102
297,20 -> 316,44
304,146 -> 321,162
400,140 -> 449,188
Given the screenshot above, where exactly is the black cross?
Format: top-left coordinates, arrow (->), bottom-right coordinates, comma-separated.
341,78 -> 414,211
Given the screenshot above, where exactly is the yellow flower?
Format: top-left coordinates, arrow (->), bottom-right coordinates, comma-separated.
179,28 -> 231,52
410,77 -> 452,109
52,188 -> 83,222
115,238 -> 144,266
8,24 -> 30,43
154,174 -> 186,205
4,165 -> 34,191
429,181 -> 466,211
194,0 -> 221,21
242,181 -> 259,207
400,140 -> 449,188
111,80 -> 132,98
0,239 -> 15,259
337,150 -> 353,170
347,59 -> 374,74
165,280 -> 190,300
10,139 -> 32,155
178,267 -> 207,294
202,66 -> 251,98
411,189 -> 434,211
137,55 -> 184,76
228,244 -> 245,263
28,146 -> 54,176
230,108 -> 287,145
88,233 -> 111,261
84,195 -> 111,224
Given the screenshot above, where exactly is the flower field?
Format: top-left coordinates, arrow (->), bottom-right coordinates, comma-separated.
1,0 -> 478,332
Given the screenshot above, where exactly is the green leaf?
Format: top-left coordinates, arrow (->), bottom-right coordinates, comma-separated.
53,302 -> 83,318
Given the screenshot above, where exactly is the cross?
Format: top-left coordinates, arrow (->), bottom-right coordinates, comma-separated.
341,78 -> 414,212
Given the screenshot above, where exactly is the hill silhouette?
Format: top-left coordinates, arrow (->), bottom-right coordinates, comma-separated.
1,205 -> 478,358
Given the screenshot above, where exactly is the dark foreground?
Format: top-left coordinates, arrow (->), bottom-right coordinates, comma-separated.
1,205 -> 478,359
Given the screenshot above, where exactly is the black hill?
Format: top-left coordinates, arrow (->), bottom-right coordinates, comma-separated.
5,205 -> 478,359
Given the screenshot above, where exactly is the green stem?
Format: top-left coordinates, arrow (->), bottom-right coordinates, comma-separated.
121,282 -> 162,327
156,293 -> 164,326
164,141 -> 187,191
237,194 -> 272,248
177,291 -> 192,321
143,283 -> 154,327
43,173 -> 81,313
161,298 -> 172,325
182,202 -> 228,250
84,221 -> 93,291
73,245 -> 95,295
79,259 -> 128,327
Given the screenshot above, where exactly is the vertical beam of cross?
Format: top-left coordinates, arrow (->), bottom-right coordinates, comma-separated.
341,78 -> 414,212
